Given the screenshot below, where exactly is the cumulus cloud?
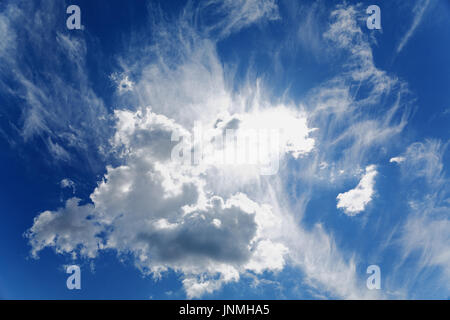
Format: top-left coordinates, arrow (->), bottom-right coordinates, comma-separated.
25,198 -> 101,259
336,165 -> 378,215
26,105 -> 292,297
21,0 -> 308,298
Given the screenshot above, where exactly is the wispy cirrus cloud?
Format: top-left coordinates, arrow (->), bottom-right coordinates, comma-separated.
0,0 -> 109,167
396,0 -> 430,54
201,0 -> 280,38
390,140 -> 450,297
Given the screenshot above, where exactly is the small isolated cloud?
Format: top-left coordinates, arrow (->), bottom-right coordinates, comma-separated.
60,178 -> 76,193
110,73 -> 134,94
336,165 -> 378,216
390,156 -> 406,164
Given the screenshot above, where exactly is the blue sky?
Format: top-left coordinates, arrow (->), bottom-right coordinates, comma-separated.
0,0 -> 449,299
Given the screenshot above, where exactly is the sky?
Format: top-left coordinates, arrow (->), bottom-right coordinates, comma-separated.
0,0 -> 449,300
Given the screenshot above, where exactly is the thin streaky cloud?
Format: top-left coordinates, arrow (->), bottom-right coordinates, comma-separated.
396,0 -> 430,54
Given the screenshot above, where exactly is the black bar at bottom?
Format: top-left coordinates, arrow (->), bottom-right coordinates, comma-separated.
0,300 -> 446,318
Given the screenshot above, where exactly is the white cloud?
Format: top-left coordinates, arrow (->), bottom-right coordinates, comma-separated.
244,240 -> 288,274
391,140 -> 450,296
60,178 -> 76,193
27,100 -> 292,299
0,1 -> 109,164
390,156 -> 406,164
0,6 -> 17,59
397,196 -> 450,297
324,5 -> 400,102
304,3 -> 411,184
202,0 -> 280,38
296,2 -> 327,58
336,165 -> 378,215
110,73 -> 134,94
286,222 -> 380,299
396,0 -> 430,54
397,140 -> 445,186
25,198 -> 102,259
401,209 -> 450,282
